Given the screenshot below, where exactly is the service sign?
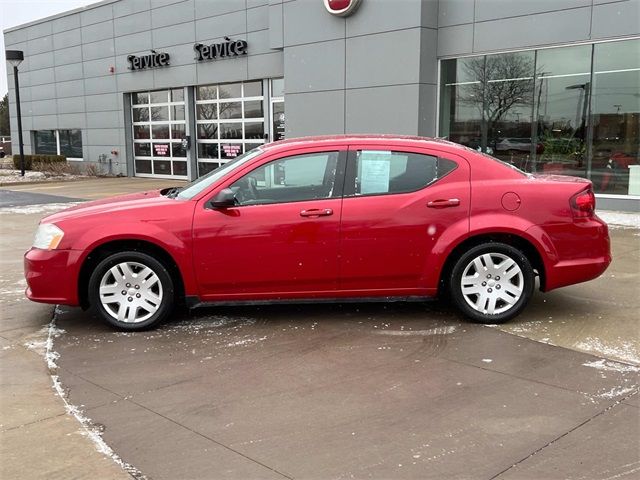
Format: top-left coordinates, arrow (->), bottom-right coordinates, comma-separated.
323,0 -> 362,16
154,144 -> 169,156
127,50 -> 170,71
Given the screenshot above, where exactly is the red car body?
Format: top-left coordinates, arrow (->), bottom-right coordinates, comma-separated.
24,136 -> 611,326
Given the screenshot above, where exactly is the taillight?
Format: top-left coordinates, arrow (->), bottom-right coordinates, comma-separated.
571,188 -> 595,218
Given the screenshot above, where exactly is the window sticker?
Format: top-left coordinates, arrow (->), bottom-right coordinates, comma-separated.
360,151 -> 391,194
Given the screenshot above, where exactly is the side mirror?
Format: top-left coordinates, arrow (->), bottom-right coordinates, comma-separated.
208,188 -> 237,209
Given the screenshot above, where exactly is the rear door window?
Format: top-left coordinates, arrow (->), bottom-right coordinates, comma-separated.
347,150 -> 457,196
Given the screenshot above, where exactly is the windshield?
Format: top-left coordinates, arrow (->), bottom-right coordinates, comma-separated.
176,148 -> 264,200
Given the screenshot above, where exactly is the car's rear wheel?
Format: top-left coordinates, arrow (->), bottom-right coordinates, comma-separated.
449,243 -> 534,324
88,251 -> 174,330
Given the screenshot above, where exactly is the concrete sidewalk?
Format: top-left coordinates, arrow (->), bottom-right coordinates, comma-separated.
0,178 -> 179,479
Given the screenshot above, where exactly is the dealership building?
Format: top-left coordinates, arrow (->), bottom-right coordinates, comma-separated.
4,0 -> 639,209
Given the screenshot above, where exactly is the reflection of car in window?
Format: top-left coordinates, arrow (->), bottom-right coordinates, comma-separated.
496,137 -> 544,154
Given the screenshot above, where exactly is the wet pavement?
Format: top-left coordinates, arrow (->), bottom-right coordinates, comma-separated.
1,178 -> 638,479
53,302 -> 638,479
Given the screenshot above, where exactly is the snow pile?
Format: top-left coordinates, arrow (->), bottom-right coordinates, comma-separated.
0,169 -> 85,184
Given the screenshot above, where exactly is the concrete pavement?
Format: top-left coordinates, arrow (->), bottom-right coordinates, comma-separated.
0,177 -> 638,479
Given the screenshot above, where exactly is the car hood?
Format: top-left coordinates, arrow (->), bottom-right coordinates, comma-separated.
43,189 -> 181,223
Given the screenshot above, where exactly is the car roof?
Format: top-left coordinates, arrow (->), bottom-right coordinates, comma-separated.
261,134 -> 464,153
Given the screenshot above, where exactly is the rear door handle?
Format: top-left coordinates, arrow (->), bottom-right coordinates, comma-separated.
300,208 -> 333,217
427,198 -> 460,209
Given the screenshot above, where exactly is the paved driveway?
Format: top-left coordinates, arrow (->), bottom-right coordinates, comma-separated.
1,178 -> 638,479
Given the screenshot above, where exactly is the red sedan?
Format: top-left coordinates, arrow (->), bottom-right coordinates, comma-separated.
24,136 -> 611,330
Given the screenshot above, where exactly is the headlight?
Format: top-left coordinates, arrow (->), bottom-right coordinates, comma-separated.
33,223 -> 65,250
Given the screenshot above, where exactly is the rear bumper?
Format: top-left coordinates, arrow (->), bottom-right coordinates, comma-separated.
24,248 -> 82,305
535,217 -> 611,291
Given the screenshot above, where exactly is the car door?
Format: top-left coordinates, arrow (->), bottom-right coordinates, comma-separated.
192,147 -> 347,300
339,144 -> 470,294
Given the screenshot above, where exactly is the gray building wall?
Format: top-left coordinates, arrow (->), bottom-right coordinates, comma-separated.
4,0 -> 639,175
4,0 -> 284,174
437,0 -> 640,57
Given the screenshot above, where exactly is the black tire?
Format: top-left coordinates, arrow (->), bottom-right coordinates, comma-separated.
88,251 -> 175,331
448,243 -> 534,324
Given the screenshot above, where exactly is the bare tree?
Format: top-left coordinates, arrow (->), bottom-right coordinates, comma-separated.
461,54 -> 535,150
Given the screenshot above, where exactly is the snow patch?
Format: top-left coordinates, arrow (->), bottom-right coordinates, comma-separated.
375,326 -> 457,336
575,337 -> 639,365
29,314 -> 146,479
583,359 -> 640,373
226,335 -> 267,347
482,358 -> 493,363
597,211 -> 640,229
0,202 -> 82,215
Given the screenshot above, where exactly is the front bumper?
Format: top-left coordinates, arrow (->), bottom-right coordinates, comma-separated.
24,248 -> 82,305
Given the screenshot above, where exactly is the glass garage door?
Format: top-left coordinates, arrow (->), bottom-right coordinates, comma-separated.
195,81 -> 265,176
132,89 -> 188,179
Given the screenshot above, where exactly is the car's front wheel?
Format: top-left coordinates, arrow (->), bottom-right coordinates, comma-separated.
88,251 -> 174,330
449,243 -> 534,324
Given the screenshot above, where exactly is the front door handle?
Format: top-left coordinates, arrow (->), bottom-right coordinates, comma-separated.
427,198 -> 460,209
300,208 -> 333,217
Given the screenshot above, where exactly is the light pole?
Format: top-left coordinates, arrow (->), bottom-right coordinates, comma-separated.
5,50 -> 25,176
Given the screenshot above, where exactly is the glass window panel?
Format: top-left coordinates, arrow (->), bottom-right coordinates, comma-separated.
171,88 -> 184,102
134,143 -> 151,156
218,102 -> 242,119
245,143 -> 263,153
439,52 -> 535,161
134,125 -> 150,139
152,143 -> 171,157
152,125 -> 170,139
197,124 -> 218,140
59,129 -> 83,158
244,100 -> 263,118
150,106 -> 169,122
219,123 -> 243,140
230,152 -> 338,205
172,161 -> 187,176
271,78 -> 284,97
272,102 -> 285,141
219,83 -> 242,99
171,124 -> 186,140
439,58 -> 484,151
353,151 -> 453,196
132,92 -> 149,105
220,143 -> 243,159
197,103 -> 218,120
172,105 -> 185,121
34,130 -> 58,155
135,159 -> 152,174
591,39 -> 640,194
198,143 -> 219,159
244,81 -> 263,97
150,90 -> 169,104
153,160 -> 171,174
244,122 -> 264,140
198,162 -> 220,176
171,142 -> 186,157
132,107 -> 149,122
197,85 -> 217,100
533,45 -> 592,177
